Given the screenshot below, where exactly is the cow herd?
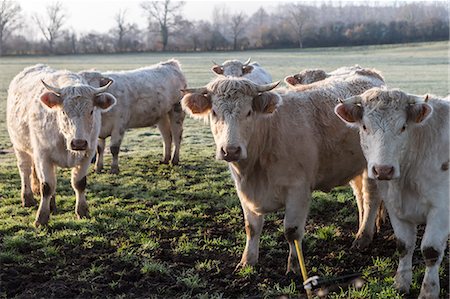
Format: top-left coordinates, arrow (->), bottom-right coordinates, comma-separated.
5,58 -> 449,298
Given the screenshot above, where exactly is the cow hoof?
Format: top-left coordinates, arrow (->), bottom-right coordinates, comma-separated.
351,234 -> 372,250
22,193 -> 37,207
110,167 -> 119,175
160,159 -> 170,165
35,211 -> 50,227
95,167 -> 103,174
171,158 -> 179,166
76,206 -> 90,219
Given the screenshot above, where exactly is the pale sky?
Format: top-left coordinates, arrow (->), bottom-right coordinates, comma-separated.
16,0 -> 444,39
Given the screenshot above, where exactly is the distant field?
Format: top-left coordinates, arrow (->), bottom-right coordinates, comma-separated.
0,41 -> 448,298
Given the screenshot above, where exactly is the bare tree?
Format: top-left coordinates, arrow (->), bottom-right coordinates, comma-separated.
114,9 -> 128,52
34,1 -> 65,54
140,0 -> 184,51
286,4 -> 312,48
230,12 -> 247,51
0,0 -> 22,56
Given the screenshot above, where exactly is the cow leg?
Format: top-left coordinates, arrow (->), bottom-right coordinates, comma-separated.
284,185 -> 311,274
168,103 -> 185,165
71,159 -> 91,219
34,160 -> 56,227
352,170 -> 381,249
388,210 -> 417,294
31,161 -> 40,195
14,149 -> 37,207
94,138 -> 106,173
418,207 -> 449,299
109,129 -> 124,174
237,196 -> 264,269
349,174 -> 364,228
157,113 -> 172,164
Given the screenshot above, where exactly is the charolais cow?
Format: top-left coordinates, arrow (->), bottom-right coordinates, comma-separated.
181,68 -> 384,272
335,87 -> 449,298
7,64 -> 117,226
79,59 -> 186,174
286,65 -> 388,237
211,58 -> 272,85
284,65 -> 384,88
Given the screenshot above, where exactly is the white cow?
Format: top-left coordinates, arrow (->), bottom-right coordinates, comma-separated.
7,64 -> 117,226
211,58 -> 272,85
335,87 -> 449,298
79,59 -> 186,173
181,69 -> 384,272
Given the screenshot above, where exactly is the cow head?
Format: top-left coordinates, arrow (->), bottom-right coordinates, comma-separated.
182,77 -> 281,162
335,87 -> 433,180
284,69 -> 328,87
40,79 -> 117,152
212,58 -> 254,77
78,71 -> 113,88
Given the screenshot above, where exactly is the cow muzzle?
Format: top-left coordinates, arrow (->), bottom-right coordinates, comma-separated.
372,164 -> 395,180
70,139 -> 88,151
219,145 -> 242,162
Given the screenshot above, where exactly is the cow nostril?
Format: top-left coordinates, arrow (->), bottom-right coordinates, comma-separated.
71,139 -> 88,150
221,147 -> 226,156
372,166 -> 378,176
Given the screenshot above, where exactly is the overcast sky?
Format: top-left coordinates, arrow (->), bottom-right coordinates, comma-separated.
17,0 -> 444,39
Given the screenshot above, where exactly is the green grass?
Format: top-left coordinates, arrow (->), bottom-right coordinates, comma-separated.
0,41 -> 448,298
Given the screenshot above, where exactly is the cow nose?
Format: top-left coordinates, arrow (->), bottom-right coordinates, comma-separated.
372,165 -> 395,180
70,139 -> 88,151
221,145 -> 242,162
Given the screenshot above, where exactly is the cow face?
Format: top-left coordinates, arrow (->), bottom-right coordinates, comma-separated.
284,69 -> 328,87
212,58 -> 254,78
40,80 -> 117,152
335,88 -> 432,180
182,78 -> 281,162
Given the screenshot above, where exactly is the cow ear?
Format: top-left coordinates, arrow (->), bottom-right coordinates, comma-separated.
94,92 -> 117,112
284,76 -> 299,87
40,92 -> 63,109
334,102 -> 363,125
242,65 -> 253,74
212,65 -> 223,75
253,92 -> 282,114
181,93 -> 212,118
406,102 -> 433,124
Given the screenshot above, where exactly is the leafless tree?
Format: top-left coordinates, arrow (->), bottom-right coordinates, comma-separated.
140,0 -> 184,51
114,9 -> 129,52
34,1 -> 65,54
286,4 -> 312,49
0,0 -> 22,56
230,12 -> 247,51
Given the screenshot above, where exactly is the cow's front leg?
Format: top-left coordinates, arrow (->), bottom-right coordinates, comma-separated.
94,138 -> 106,173
14,149 -> 37,207
353,170 -> 381,249
71,159 -> 91,219
419,207 -> 449,299
284,184 -> 311,274
109,128 -> 124,174
34,159 -> 56,226
387,209 -> 417,294
237,196 -> 264,269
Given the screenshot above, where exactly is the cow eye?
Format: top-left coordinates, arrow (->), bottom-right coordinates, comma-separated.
211,109 -> 217,118
400,125 -> 406,132
362,124 -> 367,131
246,110 -> 252,117
90,110 -> 93,115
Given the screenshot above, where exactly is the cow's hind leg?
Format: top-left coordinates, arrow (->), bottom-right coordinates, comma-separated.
72,158 -> 91,219
284,183 -> 311,274
349,174 -> 364,228
352,170 -> 381,249
34,159 -> 56,226
15,149 -> 37,207
168,103 -> 185,165
157,113 -> 172,164
94,138 -> 106,173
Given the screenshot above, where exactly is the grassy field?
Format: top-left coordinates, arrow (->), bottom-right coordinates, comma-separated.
0,41 -> 448,298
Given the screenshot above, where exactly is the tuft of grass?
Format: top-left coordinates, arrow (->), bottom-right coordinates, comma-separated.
141,259 -> 170,276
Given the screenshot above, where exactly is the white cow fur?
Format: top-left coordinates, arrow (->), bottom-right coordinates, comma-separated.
181,68 -> 385,272
212,59 -> 272,85
79,59 -> 186,173
335,88 -> 449,298
7,64 -> 116,226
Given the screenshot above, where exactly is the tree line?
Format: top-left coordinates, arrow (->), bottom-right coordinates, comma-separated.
0,0 -> 448,56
